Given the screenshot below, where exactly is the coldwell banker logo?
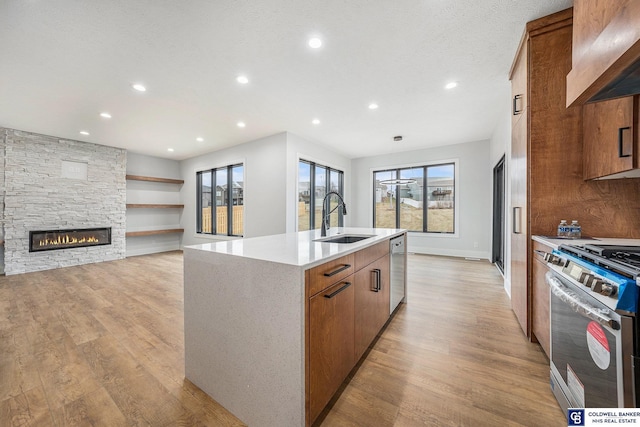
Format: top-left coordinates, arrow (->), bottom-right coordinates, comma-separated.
568,409 -> 585,426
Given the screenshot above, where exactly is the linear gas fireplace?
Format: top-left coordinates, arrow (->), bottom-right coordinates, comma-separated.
29,227 -> 112,252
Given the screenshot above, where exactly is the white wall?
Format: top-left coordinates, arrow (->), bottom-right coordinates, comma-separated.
126,152 -> 182,256
351,140 -> 492,259
180,133 -> 288,246
489,98 -> 512,296
285,133 -> 352,233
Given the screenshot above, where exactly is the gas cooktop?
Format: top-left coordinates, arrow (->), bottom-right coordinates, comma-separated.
559,244 -> 640,279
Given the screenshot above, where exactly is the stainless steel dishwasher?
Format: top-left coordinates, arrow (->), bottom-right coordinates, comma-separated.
390,235 -> 406,313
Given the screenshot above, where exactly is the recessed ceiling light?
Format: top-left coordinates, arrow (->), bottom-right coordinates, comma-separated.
237,121 -> 246,128
308,37 -> 322,49
236,75 -> 249,84
132,83 -> 146,92
79,131 -> 90,136
445,82 -> 458,89
168,148 -> 174,152
312,119 -> 320,125
368,103 -> 379,110
196,137 -> 204,142
100,112 -> 112,119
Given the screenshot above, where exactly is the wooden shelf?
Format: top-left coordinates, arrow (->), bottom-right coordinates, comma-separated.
126,175 -> 184,185
126,204 -> 184,209
126,229 -> 184,237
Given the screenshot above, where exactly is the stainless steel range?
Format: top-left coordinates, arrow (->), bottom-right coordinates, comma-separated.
539,244 -> 640,410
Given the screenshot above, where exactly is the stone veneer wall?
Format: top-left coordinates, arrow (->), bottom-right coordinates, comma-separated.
0,128 -> 5,274
2,128 -> 126,275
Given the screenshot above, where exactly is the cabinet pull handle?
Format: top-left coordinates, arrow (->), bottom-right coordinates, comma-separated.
323,264 -> 351,277
513,94 -> 522,115
374,268 -> 382,291
371,269 -> 380,292
324,282 -> 352,299
618,127 -> 631,158
513,207 -> 522,234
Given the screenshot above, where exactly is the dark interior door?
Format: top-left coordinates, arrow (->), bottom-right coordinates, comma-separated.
492,155 -> 505,273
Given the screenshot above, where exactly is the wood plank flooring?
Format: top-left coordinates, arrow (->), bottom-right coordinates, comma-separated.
0,252 -> 564,426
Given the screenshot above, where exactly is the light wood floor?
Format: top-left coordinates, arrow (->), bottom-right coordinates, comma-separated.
0,252 -> 564,426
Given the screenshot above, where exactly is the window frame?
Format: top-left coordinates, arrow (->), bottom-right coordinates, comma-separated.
196,163 -> 244,237
298,159 -> 344,231
372,161 -> 457,235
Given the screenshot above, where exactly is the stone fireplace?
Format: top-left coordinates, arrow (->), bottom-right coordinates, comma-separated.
0,128 -> 126,275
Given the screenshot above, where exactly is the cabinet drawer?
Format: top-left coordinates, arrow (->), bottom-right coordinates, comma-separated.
307,253 -> 355,297
355,240 -> 389,271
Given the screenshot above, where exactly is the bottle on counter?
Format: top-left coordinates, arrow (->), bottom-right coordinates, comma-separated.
557,220 -> 569,237
569,220 -> 582,239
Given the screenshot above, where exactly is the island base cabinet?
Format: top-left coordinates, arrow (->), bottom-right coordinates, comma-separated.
308,277 -> 355,424
355,254 -> 390,361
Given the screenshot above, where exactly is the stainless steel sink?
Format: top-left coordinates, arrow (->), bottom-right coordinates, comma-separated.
314,234 -> 375,244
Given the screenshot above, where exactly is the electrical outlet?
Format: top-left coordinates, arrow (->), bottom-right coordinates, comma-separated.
473,241 -> 479,248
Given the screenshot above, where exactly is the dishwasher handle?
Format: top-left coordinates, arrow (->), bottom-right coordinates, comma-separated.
545,272 -> 619,330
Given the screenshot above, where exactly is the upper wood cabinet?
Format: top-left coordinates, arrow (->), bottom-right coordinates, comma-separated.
511,39 -> 528,128
567,0 -> 640,106
583,96 -> 640,180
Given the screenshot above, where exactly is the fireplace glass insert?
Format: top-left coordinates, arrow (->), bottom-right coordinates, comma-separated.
29,227 -> 112,252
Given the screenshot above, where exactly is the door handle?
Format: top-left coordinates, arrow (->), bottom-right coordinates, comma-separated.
323,264 -> 351,277
371,269 -> 380,292
513,94 -> 522,115
618,127 -> 631,158
324,282 -> 352,299
546,272 -> 619,330
374,269 -> 382,291
513,207 -> 522,234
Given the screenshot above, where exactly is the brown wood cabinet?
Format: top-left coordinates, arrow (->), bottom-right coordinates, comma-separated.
509,9 -> 576,336
308,277 -> 355,424
307,253 -> 355,297
305,237 -> 396,426
583,96 -> 640,180
354,254 -> 390,361
509,9 -> 640,346
567,0 -> 640,106
531,241 -> 552,357
510,38 -> 529,334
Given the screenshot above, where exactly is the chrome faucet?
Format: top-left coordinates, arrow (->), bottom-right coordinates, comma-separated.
320,191 -> 347,237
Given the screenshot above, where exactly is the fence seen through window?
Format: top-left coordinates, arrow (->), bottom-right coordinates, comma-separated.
298,160 -> 344,231
374,163 -> 455,233
196,164 -> 244,236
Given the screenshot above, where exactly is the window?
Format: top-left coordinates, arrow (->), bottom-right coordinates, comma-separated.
197,164 -> 244,236
298,160 -> 344,231
373,162 -> 455,233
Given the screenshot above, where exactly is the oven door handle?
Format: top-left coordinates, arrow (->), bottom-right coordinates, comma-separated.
546,272 -> 620,330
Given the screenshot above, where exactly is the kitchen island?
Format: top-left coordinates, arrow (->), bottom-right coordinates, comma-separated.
183,227 -> 406,427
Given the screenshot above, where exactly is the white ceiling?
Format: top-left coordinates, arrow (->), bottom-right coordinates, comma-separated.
0,0 -> 572,161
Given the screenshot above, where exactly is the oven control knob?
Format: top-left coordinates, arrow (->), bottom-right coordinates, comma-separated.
590,279 -> 604,293
580,273 -> 594,286
600,283 -> 617,297
544,253 -> 565,266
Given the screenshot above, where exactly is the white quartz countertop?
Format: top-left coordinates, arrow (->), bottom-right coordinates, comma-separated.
184,227 -> 406,268
532,235 -> 640,250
